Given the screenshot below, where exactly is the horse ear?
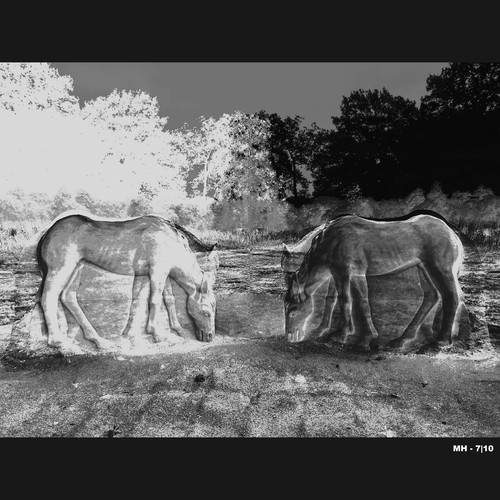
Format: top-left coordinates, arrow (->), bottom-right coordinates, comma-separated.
281,244 -> 291,271
208,244 -> 219,270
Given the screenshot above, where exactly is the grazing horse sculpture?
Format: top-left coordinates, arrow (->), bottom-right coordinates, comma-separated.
36,213 -> 217,349
120,220 -> 219,340
283,211 -> 466,349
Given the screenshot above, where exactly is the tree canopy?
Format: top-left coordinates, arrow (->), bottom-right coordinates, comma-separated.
313,88 -> 420,199
0,62 -> 499,206
413,63 -> 500,194
0,62 -> 79,114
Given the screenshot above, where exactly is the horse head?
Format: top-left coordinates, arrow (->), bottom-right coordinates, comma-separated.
186,271 -> 217,342
284,272 -> 312,343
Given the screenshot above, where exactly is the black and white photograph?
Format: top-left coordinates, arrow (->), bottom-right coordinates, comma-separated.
0,61 -> 498,450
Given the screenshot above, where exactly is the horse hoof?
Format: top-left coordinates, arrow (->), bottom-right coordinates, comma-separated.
95,338 -> 114,351
387,338 -> 404,350
48,338 -> 65,349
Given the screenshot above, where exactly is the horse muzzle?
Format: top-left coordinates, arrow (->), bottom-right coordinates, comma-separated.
287,329 -> 306,343
197,329 -> 214,342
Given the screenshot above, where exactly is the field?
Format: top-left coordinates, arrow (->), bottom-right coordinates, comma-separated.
0,222 -> 499,438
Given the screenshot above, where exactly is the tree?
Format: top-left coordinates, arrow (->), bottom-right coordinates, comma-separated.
0,106 -> 111,198
81,88 -> 168,141
80,89 -> 185,198
312,88 -> 419,199
178,111 -> 276,201
417,63 -> 500,194
182,114 -> 233,198
0,62 -> 79,114
221,112 -> 276,200
421,63 -> 500,117
255,111 -> 325,199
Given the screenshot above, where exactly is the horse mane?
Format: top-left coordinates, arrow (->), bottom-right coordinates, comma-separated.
172,223 -> 215,253
295,223 -> 328,284
290,223 -> 327,252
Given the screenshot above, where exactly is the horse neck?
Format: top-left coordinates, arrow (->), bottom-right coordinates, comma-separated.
296,223 -> 329,277
293,224 -> 326,253
296,258 -> 329,294
169,256 -> 204,296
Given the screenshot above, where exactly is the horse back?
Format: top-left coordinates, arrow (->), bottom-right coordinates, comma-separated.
312,214 -> 462,270
39,214 -> 191,275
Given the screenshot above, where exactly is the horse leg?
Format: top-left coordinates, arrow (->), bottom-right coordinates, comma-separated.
332,270 -> 354,340
41,263 -> 80,348
121,275 -> 145,339
388,264 -> 440,350
349,275 -> 379,348
147,269 -> 169,343
317,277 -> 338,338
60,262 -> 113,350
162,277 -> 183,333
426,264 -> 461,345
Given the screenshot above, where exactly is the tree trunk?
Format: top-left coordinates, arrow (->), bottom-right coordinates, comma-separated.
203,149 -> 216,198
285,149 -> 297,198
203,162 -> 208,198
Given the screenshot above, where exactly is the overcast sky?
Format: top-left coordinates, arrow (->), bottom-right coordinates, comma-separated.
52,62 -> 448,130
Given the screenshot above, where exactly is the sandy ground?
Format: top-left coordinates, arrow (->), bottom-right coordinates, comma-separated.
0,330 -> 499,438
0,245 -> 499,439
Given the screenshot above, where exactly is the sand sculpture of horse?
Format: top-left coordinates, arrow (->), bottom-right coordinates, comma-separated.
281,212 -> 437,339
36,213 -> 217,349
126,220 -> 219,339
283,211 -> 466,349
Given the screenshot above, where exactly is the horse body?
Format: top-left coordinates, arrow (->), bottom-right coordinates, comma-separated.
321,215 -> 461,277
37,213 -> 217,349
284,213 -> 465,349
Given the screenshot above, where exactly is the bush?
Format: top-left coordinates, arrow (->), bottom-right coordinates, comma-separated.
210,198 -> 290,233
75,191 -> 128,218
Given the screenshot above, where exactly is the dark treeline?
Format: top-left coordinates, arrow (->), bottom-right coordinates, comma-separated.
258,63 -> 500,202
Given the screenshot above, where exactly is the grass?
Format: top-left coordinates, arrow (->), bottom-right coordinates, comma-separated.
195,228 -> 302,249
452,218 -> 500,252
0,218 -> 48,263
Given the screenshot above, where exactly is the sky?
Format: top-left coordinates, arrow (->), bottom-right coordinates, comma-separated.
52,62 -> 448,130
